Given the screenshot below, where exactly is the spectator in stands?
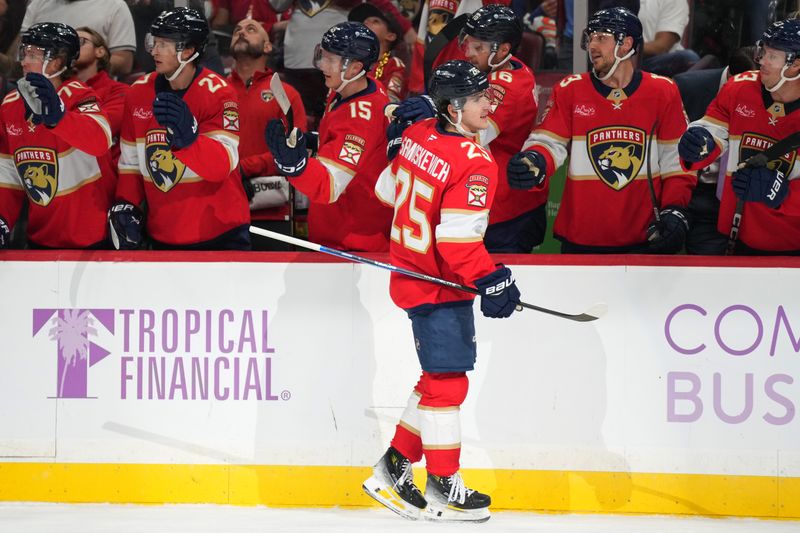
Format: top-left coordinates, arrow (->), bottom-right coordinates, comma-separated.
265,22 -> 392,252
348,2 -> 408,102
19,0 -> 136,77
74,27 -> 129,168
128,0 -> 225,76
227,15 -> 306,250
211,0 -> 281,34
639,0 -> 698,77
0,0 -> 26,80
0,22 -> 115,249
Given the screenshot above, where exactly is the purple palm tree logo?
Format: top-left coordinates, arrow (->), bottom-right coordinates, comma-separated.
33,309 -> 114,399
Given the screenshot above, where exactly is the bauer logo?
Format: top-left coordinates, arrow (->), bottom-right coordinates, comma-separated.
33,309 -> 115,399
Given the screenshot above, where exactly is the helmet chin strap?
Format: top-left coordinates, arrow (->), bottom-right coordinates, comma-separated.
166,50 -> 199,82
445,109 -> 480,138
488,50 -> 512,70
766,63 -> 800,93
335,59 -> 365,93
593,42 -> 634,81
41,56 -> 66,80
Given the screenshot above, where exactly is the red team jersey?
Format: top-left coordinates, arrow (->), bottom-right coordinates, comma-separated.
86,70 -> 129,168
483,58 -> 539,225
290,79 -> 392,252
117,68 -> 249,246
0,79 -> 115,248
373,53 -> 407,102
524,71 -> 695,248
375,119 -> 497,310
684,71 -> 800,252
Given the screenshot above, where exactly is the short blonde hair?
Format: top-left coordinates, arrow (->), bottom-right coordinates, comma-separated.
76,26 -> 110,72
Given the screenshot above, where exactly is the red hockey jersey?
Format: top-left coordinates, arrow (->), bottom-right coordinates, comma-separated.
483,58 -> 540,225
289,79 -> 392,252
86,70 -> 128,168
373,53 -> 407,103
0,79 -> 115,248
116,68 -> 250,246
523,71 -> 695,247
683,71 -> 800,252
375,119 -> 498,310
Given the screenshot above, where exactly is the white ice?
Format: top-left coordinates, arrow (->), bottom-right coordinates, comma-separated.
0,503 -> 797,533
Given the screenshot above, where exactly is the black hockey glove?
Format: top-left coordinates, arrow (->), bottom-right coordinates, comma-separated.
678,127 -> 715,163
647,206 -> 689,254
0,216 -> 10,248
386,118 -> 411,161
20,73 -> 65,127
393,95 -> 436,123
474,265 -> 521,319
732,166 -> 789,209
507,150 -> 547,190
153,92 -> 199,149
108,201 -> 144,250
239,166 -> 256,202
265,118 -> 307,177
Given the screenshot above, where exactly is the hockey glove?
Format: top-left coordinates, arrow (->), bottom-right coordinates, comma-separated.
21,73 -> 65,127
306,130 -> 319,156
732,166 -> 789,209
265,118 -> 307,177
507,150 -> 547,190
393,95 -> 436,123
678,127 -> 715,163
647,206 -> 689,254
108,201 -> 144,250
386,118 -> 411,161
474,265 -> 521,319
0,216 -> 10,248
153,92 -> 199,150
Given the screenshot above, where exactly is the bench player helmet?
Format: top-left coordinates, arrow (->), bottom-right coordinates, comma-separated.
19,22 -> 80,70
462,4 -> 523,55
429,60 -> 491,135
756,19 -> 800,92
581,7 -> 643,52
148,7 -> 209,56
315,21 -> 379,92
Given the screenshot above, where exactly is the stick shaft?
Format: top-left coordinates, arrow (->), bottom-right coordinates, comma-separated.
249,226 -> 603,322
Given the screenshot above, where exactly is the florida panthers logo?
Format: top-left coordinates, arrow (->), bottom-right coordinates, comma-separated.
740,133 -> 796,177
587,126 -> 645,191
145,129 -> 186,192
14,147 -> 58,206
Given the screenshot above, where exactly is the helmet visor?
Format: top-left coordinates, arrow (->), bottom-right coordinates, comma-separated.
313,44 -> 343,70
145,33 -> 181,54
458,31 -> 494,56
755,41 -> 792,67
17,44 -> 48,63
581,30 -> 616,51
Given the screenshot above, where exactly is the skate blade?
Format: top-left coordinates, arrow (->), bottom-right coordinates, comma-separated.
362,477 -> 422,521
423,503 -> 490,523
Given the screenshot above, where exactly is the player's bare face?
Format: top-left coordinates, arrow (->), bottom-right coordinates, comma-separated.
460,35 -> 492,71
586,32 -> 616,75
458,90 -> 493,133
149,37 -> 180,75
757,45 -> 790,87
316,49 -> 346,89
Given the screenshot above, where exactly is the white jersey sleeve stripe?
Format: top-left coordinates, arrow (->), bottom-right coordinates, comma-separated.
318,157 -> 356,203
436,209 -> 489,243
374,164 -> 396,207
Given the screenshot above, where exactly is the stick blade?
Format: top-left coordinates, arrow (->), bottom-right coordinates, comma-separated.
573,303 -> 608,322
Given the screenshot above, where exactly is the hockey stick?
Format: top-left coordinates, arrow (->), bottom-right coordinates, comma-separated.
423,14 -> 468,88
725,130 -> 800,255
645,121 -> 661,240
249,226 -> 606,322
270,72 -> 297,239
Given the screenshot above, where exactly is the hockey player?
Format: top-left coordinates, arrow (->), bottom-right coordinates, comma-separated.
393,4 -> 540,252
678,19 -> 800,254
507,7 -> 696,253
0,22 -> 115,249
112,7 -> 250,250
366,60 -> 521,523
265,22 -> 392,252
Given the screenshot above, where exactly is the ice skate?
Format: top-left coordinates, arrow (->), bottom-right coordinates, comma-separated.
423,471 -> 491,522
362,447 -> 427,520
